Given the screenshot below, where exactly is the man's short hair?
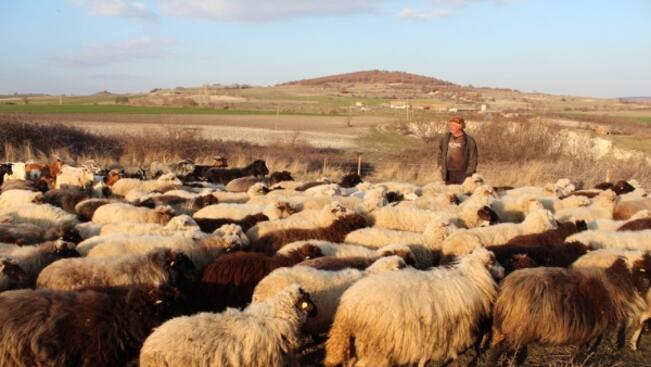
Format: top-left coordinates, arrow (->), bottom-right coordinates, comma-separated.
448,117 -> 465,128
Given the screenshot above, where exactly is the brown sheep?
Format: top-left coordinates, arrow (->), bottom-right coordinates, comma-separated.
617,218 -> 651,231
194,213 -> 269,233
196,244 -> 323,311
205,159 -> 269,184
0,284 -> 188,367
488,241 -> 592,274
251,213 -> 368,255
43,188 -> 89,214
504,220 -> 586,247
487,260 -> 648,366
614,197 -> 651,220
138,194 -> 218,215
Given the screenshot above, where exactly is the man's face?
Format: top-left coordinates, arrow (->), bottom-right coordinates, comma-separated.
448,121 -> 463,136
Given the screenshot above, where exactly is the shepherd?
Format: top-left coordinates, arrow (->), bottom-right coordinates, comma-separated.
438,117 -> 478,185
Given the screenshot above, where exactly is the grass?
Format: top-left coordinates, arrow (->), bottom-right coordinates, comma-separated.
0,103 -> 323,116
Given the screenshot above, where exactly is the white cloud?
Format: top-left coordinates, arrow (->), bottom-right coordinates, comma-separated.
397,8 -> 453,21
51,37 -> 176,67
159,0 -> 383,22
70,0 -> 156,20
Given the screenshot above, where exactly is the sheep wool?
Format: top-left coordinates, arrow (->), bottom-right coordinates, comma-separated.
139,284 -> 316,367
325,247 -> 504,367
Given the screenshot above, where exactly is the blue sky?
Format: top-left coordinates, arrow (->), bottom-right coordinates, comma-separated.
1,0 -> 649,98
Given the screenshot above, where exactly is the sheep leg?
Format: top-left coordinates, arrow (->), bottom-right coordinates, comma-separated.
513,346 -> 528,366
485,339 -> 510,367
630,313 -> 651,351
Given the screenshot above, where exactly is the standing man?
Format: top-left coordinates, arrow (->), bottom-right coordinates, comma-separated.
438,117 -> 478,185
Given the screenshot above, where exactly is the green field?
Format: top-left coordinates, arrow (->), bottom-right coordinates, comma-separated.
0,103 -> 323,116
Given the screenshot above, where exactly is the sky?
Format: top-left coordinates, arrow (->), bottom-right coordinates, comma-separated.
0,0 -> 649,98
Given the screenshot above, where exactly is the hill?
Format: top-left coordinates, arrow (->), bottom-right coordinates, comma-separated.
280,70 -> 454,87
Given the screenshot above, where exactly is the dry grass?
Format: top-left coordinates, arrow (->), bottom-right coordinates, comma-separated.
2,116 -> 649,188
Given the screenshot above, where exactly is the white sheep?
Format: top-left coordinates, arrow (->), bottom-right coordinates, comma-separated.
98,214 -> 203,239
490,195 -> 545,223
212,182 -> 270,204
193,201 -> 296,222
586,210 -> 651,231
2,162 -> 26,182
345,217 -> 459,251
139,284 -> 316,367
74,222 -> 103,240
36,247 -> 199,291
0,189 -> 44,209
111,173 -> 182,197
566,229 -> 651,251
324,247 -> 504,367
554,189 -> 617,222
0,203 -> 79,230
84,224 -> 247,270
91,202 -> 175,225
372,181 -> 422,200
0,240 -> 78,285
54,165 -> 94,191
441,209 -> 558,258
500,178 -> 575,199
246,202 -> 351,242
278,241 -> 435,269
252,256 -> 406,335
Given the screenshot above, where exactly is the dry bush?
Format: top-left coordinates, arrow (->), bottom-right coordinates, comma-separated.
0,116 -> 123,161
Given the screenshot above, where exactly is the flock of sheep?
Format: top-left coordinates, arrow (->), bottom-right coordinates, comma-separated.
0,157 -> 650,366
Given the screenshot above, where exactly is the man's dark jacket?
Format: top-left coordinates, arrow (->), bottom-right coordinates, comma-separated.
437,132 -> 478,182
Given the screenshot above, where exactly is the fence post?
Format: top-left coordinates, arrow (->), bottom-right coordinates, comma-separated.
322,158 -> 327,175
357,155 -> 362,176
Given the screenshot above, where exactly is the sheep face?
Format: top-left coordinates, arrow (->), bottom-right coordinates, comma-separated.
154,206 -> 176,224
248,183 -> 270,197
143,284 -> 187,319
632,253 -> 651,296
166,215 -> 199,230
295,287 -> 318,318
274,201 -> 298,217
213,224 -> 249,251
472,248 -> 505,281
289,243 -> 323,261
251,160 -> 270,177
269,171 -> 293,185
194,194 -> 219,210
53,240 -> 80,258
378,246 -> 416,267
366,255 -> 407,273
0,163 -> 13,177
0,256 -> 26,284
322,202 -> 350,222
213,155 -> 228,168
163,250 -> 201,289
613,180 -> 635,195
477,206 -> 499,227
